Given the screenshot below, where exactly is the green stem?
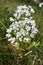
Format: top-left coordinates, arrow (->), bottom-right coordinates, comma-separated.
0,37 -> 7,41
0,21 -> 7,29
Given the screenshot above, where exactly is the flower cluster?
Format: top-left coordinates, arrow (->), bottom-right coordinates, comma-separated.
6,5 -> 38,45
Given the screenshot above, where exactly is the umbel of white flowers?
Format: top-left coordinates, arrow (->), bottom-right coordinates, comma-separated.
6,5 -> 38,45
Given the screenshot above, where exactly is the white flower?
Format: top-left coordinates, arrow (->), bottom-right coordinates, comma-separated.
20,28 -> 26,36
19,37 -> 22,42
8,37 -> 15,43
6,28 -> 12,33
32,27 -> 38,34
32,26 -> 35,29
11,41 -> 14,44
30,33 -> 35,38
11,38 -> 16,44
23,5 -> 28,9
24,38 -> 31,42
17,5 -> 23,10
30,8 -> 35,13
39,2 -> 43,7
30,27 -> 38,38
26,19 -> 30,24
25,18 -> 28,20
6,34 -> 11,38
25,25 -> 31,31
16,32 -> 21,39
8,38 -> 13,41
30,17 -> 33,20
30,20 -> 36,26
16,9 -> 21,13
17,14 -> 21,19
10,17 -> 14,22
26,12 -> 31,16
14,13 -> 17,17
9,22 -> 15,28
15,42 -> 19,46
28,5 -> 32,9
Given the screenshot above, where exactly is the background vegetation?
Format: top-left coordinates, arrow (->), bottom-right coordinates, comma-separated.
0,0 -> 43,65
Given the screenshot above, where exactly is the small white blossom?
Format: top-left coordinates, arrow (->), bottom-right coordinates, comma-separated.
17,14 -> 21,19
30,8 -> 35,13
11,41 -> 14,44
32,27 -> 38,34
25,18 -> 28,20
30,17 -> 33,20
28,5 -> 32,9
6,28 -> 12,33
22,5 -> 28,9
25,10 -> 31,16
11,38 -> 16,44
30,33 -> 35,38
14,13 -> 17,17
8,38 -> 13,41
19,37 -> 22,42
25,25 -> 31,31
6,34 -> 11,38
24,38 -> 31,42
16,32 -> 21,39
30,20 -> 36,26
20,28 -> 26,36
15,42 -> 19,46
10,17 -> 14,22
39,2 -> 43,7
